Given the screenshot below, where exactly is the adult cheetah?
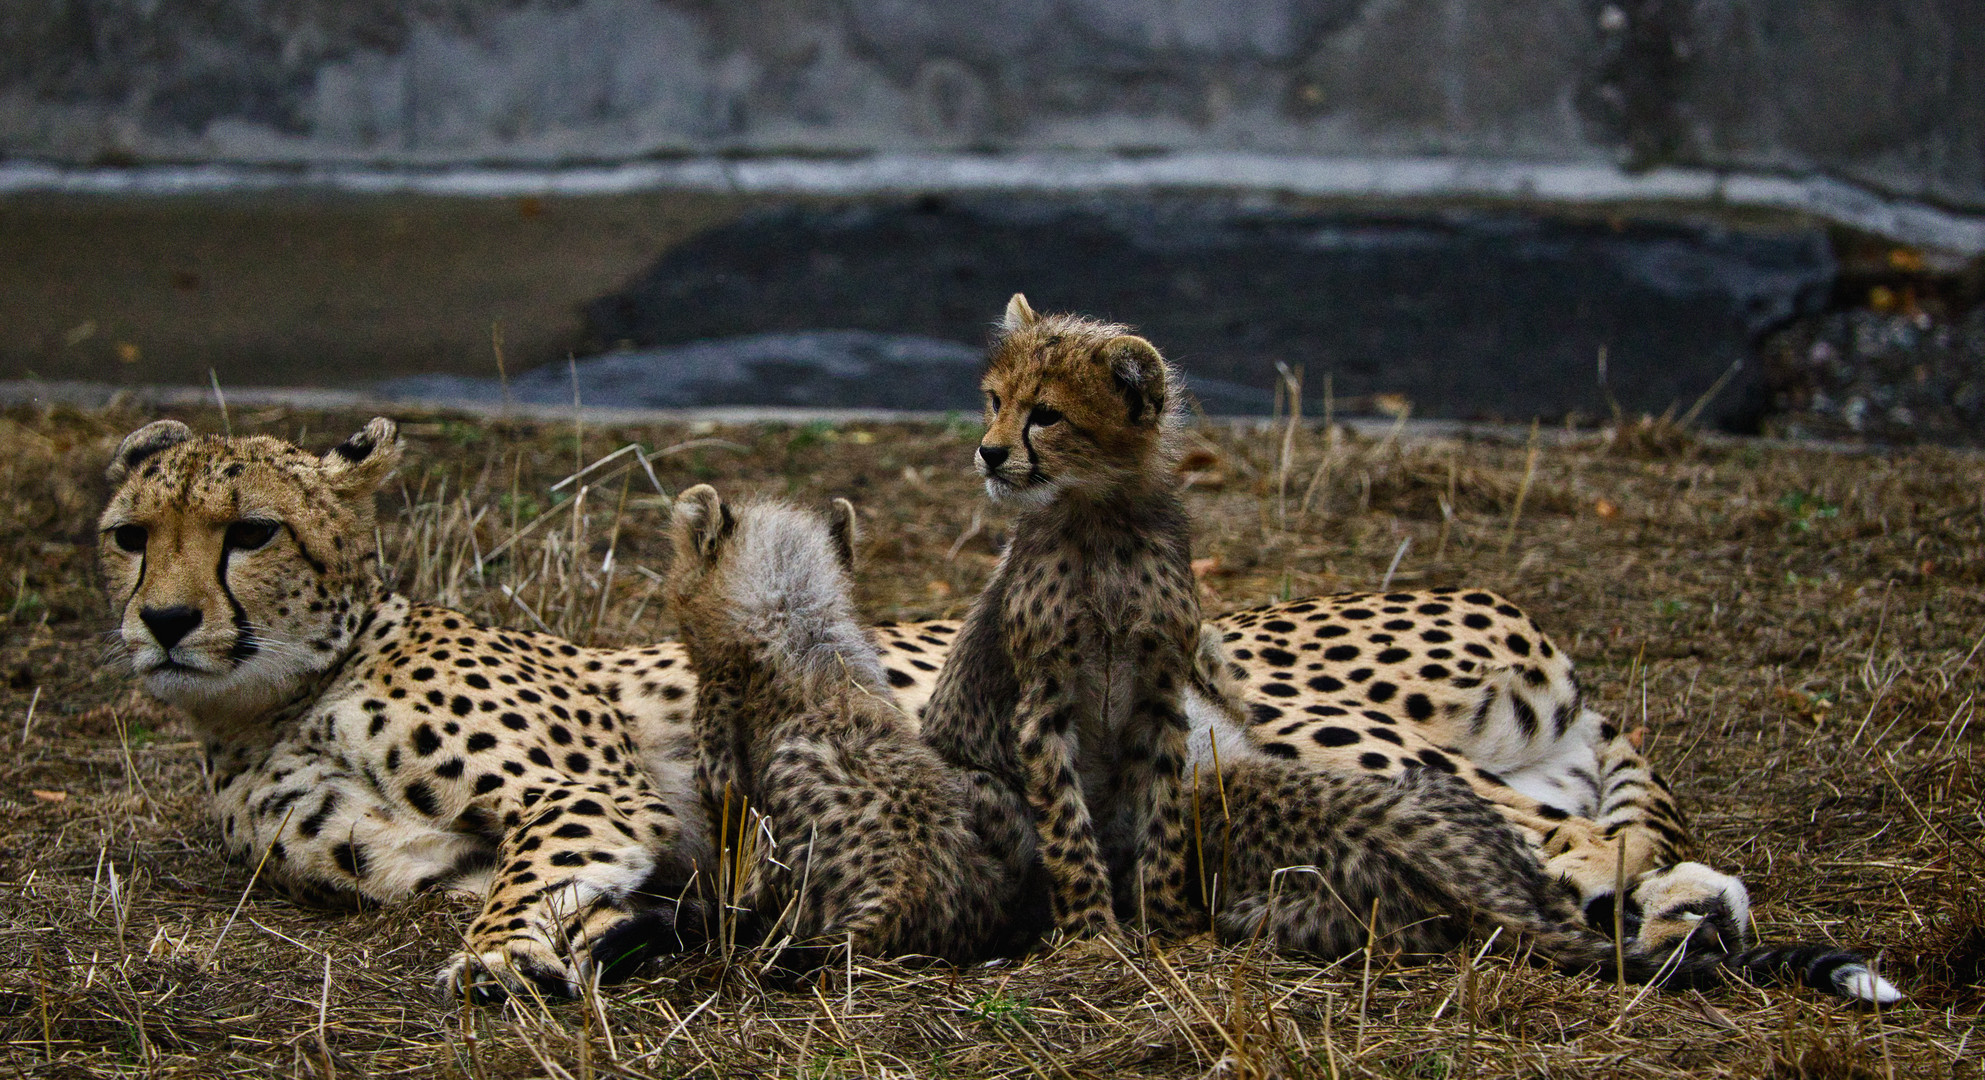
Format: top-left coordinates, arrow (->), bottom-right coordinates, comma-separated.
873,590 -> 1738,954
909,296 -> 1897,1001
98,418 -> 712,1003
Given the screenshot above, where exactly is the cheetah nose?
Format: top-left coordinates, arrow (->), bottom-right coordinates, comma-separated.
140,605 -> 203,650
977,444 -> 1010,470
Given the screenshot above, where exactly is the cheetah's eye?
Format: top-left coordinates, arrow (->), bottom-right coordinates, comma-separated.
1029,406 -> 1063,427
111,524 -> 147,553
986,391 -> 1001,413
224,520 -> 280,551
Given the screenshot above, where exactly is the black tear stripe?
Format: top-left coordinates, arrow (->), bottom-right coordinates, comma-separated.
1019,421 -> 1042,482
215,545 -> 260,664
124,549 -> 148,617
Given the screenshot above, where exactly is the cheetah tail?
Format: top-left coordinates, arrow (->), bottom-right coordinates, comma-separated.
1533,927 -> 1902,1004
1639,942 -> 1903,1004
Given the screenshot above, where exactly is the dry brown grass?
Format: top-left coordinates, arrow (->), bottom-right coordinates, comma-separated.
0,402 -> 1979,1078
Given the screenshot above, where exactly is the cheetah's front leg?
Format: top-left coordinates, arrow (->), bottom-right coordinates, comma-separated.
1015,669 -> 1118,938
1125,642 -> 1200,936
692,681 -> 752,846
435,782 -> 693,1003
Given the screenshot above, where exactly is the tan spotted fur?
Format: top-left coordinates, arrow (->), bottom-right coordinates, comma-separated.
664,486 -> 1028,965
99,419 -> 712,1004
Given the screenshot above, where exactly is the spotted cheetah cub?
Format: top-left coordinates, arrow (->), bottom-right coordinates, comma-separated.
665,486 -> 1026,964
920,294 -> 1200,939
1196,737 -> 1899,1001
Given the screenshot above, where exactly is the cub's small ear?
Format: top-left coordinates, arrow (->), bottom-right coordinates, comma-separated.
1098,335 -> 1169,424
671,484 -> 733,564
1001,293 -> 1040,333
321,417 -> 406,494
829,498 -> 860,573
106,420 -> 194,484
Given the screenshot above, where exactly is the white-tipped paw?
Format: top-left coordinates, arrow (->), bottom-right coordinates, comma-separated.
1631,861 -> 1753,953
433,936 -> 589,1006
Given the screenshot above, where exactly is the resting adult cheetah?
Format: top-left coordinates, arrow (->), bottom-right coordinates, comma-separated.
98,418 -> 712,1003
664,485 -> 1030,964
871,590 -> 1739,953
917,293 -> 1202,939
901,297 -> 1895,1001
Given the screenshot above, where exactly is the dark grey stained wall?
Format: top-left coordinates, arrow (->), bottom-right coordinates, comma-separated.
1,0 -> 1980,212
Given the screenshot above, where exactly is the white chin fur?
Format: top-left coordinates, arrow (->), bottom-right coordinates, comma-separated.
985,478 -> 1058,509
1835,968 -> 1903,1005
143,655 -> 307,719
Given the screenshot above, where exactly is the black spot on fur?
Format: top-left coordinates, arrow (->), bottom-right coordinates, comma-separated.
1416,748 -> 1457,773
404,781 -> 440,816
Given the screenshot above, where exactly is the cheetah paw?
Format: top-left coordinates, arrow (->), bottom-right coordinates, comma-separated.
1582,861 -> 1754,955
433,937 -> 590,1006
1630,861 -> 1753,954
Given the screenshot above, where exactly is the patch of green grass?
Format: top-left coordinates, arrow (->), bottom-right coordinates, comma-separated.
968,991 -> 1033,1028
786,420 -> 838,453
440,419 -> 485,447
1778,491 -> 1840,532
943,411 -> 984,441
8,588 -> 43,620
497,492 -> 544,522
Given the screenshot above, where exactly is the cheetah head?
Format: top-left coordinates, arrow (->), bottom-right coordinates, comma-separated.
975,293 -> 1181,507
97,418 -> 404,724
665,485 -> 882,685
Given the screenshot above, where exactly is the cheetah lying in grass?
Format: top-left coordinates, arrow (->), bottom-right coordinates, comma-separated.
912,293 -> 1899,1001
98,418 -> 714,1003
97,413 -> 1895,1002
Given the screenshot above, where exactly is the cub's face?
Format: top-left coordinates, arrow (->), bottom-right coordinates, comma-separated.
975,293 -> 1175,506
96,418 -> 403,721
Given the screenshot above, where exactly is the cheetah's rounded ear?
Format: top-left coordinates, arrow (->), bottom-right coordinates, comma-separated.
321,417 -> 406,494
1098,335 -> 1169,425
671,484 -> 733,564
829,498 -> 859,573
1001,292 -> 1040,333
106,420 -> 195,484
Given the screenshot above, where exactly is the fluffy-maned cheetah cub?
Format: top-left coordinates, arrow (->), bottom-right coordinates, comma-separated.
920,294 -> 1201,939
98,419 -> 711,1004
665,486 -> 1030,964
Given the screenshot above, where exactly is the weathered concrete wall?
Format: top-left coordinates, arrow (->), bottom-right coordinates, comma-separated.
2,0 -> 1980,213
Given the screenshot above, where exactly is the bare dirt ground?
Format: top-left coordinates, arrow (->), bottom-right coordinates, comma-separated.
0,402 -> 1978,1078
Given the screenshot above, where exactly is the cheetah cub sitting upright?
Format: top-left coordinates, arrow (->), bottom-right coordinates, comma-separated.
922,298 -> 1898,1002
664,486 -> 1032,965
919,293 -> 1202,939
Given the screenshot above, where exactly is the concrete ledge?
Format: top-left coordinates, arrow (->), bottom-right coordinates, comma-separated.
5,155 -> 1983,256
